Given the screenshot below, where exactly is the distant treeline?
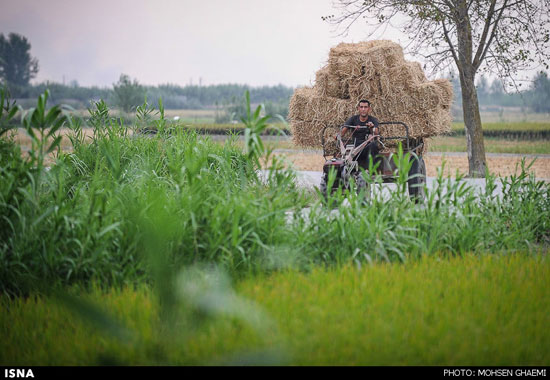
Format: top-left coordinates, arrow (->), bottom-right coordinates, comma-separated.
11,82 -> 293,110
6,71 -> 550,122
449,71 -> 550,118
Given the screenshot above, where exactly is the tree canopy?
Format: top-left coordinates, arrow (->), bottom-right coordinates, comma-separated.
0,33 -> 39,89
112,74 -> 146,113
530,71 -> 550,112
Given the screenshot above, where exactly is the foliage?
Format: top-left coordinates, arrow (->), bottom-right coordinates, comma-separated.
21,89 -> 71,170
0,87 -> 19,137
215,90 -> 290,123
241,90 -> 271,167
0,33 -> 39,91
529,71 -> 550,113
12,81 -> 293,115
22,81 -> 112,109
449,72 -> 550,113
112,74 -> 146,113
145,83 -> 293,110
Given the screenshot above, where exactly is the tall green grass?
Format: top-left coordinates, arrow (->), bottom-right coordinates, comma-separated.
0,91 -> 307,297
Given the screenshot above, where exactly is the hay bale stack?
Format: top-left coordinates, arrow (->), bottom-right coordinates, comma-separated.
289,40 -> 453,151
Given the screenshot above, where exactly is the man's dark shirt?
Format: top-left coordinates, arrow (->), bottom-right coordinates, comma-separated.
344,115 -> 379,145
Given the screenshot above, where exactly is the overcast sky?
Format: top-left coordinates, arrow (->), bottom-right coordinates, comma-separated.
1,0 -> 413,88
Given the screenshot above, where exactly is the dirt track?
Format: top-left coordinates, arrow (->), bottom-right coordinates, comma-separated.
274,151 -> 550,179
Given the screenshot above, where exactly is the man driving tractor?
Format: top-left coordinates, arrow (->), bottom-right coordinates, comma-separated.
337,99 -> 381,170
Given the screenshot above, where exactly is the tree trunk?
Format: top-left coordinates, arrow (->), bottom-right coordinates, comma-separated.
460,68 -> 487,177
455,0 -> 487,178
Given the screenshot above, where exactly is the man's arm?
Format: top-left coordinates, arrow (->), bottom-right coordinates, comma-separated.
341,126 -> 349,136
337,116 -> 355,139
369,117 -> 380,135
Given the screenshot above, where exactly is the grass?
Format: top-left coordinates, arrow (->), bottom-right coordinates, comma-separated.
244,253 -> 550,366
1,254 -> 548,365
476,108 -> 550,123
430,136 -> 550,154
68,108 -> 219,124
452,121 -> 550,132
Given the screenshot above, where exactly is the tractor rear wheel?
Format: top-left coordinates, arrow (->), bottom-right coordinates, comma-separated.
408,155 -> 426,203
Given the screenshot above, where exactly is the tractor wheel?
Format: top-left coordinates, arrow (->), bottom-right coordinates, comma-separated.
354,172 -> 366,192
408,155 -> 426,203
354,172 -> 370,203
320,174 -> 329,202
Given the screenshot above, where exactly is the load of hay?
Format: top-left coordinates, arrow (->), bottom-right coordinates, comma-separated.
289,40 -> 453,154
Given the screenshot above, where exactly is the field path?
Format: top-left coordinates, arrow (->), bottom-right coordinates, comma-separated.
273,150 -> 550,179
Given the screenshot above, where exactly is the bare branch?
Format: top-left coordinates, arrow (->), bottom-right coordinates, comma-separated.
325,0 -> 550,85
472,0 -> 498,69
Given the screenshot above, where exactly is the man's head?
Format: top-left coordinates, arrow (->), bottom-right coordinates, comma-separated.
357,99 -> 371,118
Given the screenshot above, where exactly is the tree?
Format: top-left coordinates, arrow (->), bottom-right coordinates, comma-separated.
112,74 -> 145,113
0,33 -> 39,88
529,71 -> 550,112
325,1 -> 550,177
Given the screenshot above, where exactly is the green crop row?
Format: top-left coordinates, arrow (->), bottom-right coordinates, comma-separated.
452,121 -> 550,132
450,122 -> 550,140
178,121 -> 550,140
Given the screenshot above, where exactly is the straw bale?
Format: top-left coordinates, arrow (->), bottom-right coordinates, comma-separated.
433,78 -> 454,108
348,72 -> 388,99
348,62 -> 427,99
288,87 -> 355,126
388,62 -> 427,90
327,40 -> 404,78
315,66 -> 349,98
291,120 -> 327,148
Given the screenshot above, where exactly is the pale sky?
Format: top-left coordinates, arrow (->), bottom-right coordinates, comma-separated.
0,0 -> 411,88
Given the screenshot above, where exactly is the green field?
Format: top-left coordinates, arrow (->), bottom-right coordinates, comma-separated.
452,121 -> 550,132
1,254 -> 548,365
429,136 -> 550,154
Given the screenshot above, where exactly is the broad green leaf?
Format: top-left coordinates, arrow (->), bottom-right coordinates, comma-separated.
46,135 -> 62,154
